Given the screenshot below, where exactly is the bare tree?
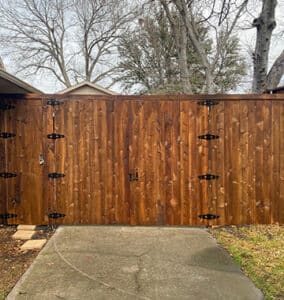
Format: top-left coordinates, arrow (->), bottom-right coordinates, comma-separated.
118,1 -> 246,94
160,0 -> 248,93
0,0 -> 136,88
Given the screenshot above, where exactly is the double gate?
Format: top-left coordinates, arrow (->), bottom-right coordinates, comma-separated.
0,95 -> 284,225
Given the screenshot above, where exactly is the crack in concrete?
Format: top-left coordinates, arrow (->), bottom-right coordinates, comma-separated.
53,240 -> 151,300
134,256 -> 144,293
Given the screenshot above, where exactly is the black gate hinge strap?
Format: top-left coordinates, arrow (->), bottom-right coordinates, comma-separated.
0,213 -> 17,219
47,99 -> 62,106
0,132 -> 16,139
47,133 -> 65,139
198,100 -> 219,106
198,174 -> 219,180
48,173 -> 65,179
0,172 -> 17,178
48,212 -> 65,219
199,214 -> 220,220
198,134 -> 219,140
0,104 -> 15,110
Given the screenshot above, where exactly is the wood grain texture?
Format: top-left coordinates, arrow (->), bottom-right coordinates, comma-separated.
1,95 -> 284,225
4,99 -> 43,225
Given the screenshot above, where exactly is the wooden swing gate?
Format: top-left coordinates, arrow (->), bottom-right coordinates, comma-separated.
0,95 -> 284,225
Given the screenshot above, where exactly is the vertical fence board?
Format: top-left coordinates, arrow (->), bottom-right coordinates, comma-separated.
0,101 -> 7,221
262,101 -> 273,223
279,103 -> 284,224
209,102 -> 225,225
271,102 -> 280,223
239,101 -> 250,224
255,101 -> 265,223
215,102 -> 225,225
195,104 -> 208,226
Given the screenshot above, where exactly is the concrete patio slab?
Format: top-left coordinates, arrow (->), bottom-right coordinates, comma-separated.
7,226 -> 264,300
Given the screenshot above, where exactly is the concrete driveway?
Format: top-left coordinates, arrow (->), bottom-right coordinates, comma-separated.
8,226 -> 263,300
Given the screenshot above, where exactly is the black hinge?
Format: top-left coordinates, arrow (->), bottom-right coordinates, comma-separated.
0,132 -> 16,139
48,212 -> 65,219
48,173 -> 65,179
0,213 -> 17,219
129,169 -> 139,182
0,172 -> 17,178
0,104 -> 15,110
198,174 -> 219,180
198,100 -> 219,106
47,133 -> 65,139
47,99 -> 62,106
198,134 -> 219,140
199,214 -> 220,220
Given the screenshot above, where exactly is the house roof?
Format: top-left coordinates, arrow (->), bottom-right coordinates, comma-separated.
58,81 -> 118,95
0,69 -> 42,94
266,85 -> 284,94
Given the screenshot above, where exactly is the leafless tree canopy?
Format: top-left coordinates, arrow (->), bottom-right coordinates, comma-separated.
0,0 -> 137,88
118,0 -> 247,94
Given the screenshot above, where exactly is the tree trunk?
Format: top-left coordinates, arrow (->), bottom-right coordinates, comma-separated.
179,24 -> 192,94
173,0 -> 216,93
0,56 -> 5,70
267,49 -> 284,89
252,0 -> 277,93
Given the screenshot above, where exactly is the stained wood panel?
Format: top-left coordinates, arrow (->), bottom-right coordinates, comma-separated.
1,94 -> 284,225
4,99 -> 43,224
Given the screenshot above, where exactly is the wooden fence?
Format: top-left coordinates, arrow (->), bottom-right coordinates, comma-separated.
0,94 -> 284,226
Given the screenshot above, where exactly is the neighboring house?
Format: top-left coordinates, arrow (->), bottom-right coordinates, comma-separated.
0,69 -> 42,94
58,81 -> 118,95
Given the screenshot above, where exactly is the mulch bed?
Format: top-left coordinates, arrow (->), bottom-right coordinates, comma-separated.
0,225 -> 55,299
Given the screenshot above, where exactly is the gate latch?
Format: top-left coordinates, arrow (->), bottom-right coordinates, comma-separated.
129,169 -> 139,182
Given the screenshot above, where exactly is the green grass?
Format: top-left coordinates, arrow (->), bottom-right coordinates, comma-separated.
0,290 -> 8,300
211,225 -> 284,300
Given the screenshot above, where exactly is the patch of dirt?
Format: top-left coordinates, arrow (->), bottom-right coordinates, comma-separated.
0,225 -> 55,299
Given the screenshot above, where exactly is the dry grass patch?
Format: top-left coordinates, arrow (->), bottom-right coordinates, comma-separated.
211,225 -> 284,300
